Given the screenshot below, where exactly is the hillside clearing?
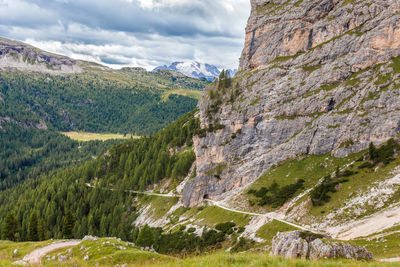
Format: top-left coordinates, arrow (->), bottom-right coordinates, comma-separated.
62,132 -> 139,142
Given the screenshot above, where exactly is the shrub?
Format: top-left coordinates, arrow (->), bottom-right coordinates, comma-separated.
248,179 -> 305,208
215,222 -> 236,235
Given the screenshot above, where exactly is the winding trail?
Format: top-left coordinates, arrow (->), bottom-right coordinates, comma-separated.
85,183 -> 180,198
85,183 -> 321,234
17,240 -> 81,265
205,199 -> 320,233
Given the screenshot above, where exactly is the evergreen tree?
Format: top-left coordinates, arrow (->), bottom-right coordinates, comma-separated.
369,142 -> 377,161
38,219 -> 47,241
136,224 -> 154,247
27,212 -> 39,241
2,213 -> 18,241
62,210 -> 75,239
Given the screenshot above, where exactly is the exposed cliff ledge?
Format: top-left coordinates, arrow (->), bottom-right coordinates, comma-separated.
0,37 -> 108,74
183,0 -> 400,207
240,0 -> 400,70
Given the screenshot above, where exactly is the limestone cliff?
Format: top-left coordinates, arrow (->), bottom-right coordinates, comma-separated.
183,0 -> 400,207
0,37 -> 107,74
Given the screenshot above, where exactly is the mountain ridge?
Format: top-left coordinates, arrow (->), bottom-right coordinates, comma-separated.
153,61 -> 237,81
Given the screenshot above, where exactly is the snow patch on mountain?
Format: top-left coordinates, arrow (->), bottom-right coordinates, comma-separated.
153,61 -> 236,81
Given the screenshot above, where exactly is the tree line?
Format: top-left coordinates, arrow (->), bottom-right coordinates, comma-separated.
0,110 -> 200,241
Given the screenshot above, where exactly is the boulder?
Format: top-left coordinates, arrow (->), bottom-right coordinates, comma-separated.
271,231 -> 373,260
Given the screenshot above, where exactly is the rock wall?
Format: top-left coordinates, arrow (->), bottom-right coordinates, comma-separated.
183,0 -> 400,207
271,231 -> 373,260
0,37 -> 82,74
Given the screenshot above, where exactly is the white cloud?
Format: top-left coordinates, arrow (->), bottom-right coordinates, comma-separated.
0,0 -> 250,70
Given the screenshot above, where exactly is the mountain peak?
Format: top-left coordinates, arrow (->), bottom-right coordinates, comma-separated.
153,61 -> 237,81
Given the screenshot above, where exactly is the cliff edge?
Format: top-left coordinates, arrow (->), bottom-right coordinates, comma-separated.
183,0 -> 400,207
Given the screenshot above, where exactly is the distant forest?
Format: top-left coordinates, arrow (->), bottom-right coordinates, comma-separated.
0,70 -> 207,135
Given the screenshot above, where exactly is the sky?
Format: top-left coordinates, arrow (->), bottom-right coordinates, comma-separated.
0,0 -> 250,70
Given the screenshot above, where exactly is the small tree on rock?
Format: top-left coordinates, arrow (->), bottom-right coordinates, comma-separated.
369,142 -> 377,161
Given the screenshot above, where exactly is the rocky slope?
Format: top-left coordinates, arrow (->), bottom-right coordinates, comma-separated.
0,37 -> 107,74
183,0 -> 400,207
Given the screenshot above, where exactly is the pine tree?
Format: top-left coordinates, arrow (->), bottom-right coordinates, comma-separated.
369,142 -> 377,161
38,219 -> 47,241
2,213 -> 18,241
62,210 -> 75,239
27,212 -> 39,241
136,224 -> 154,247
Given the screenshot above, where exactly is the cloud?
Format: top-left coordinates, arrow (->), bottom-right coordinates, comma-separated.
0,0 -> 250,70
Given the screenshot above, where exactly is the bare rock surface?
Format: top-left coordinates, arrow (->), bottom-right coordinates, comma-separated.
0,37 -> 109,74
183,0 -> 400,207
271,231 -> 373,260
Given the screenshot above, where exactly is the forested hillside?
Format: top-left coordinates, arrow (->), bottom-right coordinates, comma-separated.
0,111 -> 200,241
0,69 -> 207,135
0,125 -> 124,190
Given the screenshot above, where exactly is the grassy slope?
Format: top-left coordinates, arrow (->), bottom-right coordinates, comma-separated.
231,153 -> 359,214
2,238 -> 398,267
42,238 -> 176,266
0,240 -> 53,265
62,131 -> 139,142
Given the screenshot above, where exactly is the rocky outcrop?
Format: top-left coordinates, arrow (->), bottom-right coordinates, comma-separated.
183,0 -> 400,207
271,231 -> 373,260
240,0 -> 400,71
0,37 -> 85,74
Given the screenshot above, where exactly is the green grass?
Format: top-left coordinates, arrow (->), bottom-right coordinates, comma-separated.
185,205 -> 252,227
255,220 -> 299,245
350,231 -> 400,259
154,252 -> 396,267
41,238 -> 176,266
245,153 -> 358,212
309,155 -> 400,218
2,239 -> 400,266
62,131 -> 139,142
162,89 -> 203,101
139,195 -> 179,222
0,240 -> 54,265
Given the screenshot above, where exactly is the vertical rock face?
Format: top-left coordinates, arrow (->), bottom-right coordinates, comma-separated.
183,0 -> 400,207
239,0 -> 400,71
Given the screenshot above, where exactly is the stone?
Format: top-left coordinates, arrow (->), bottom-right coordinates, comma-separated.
84,254 -> 89,261
271,231 -> 373,260
58,255 -> 68,261
13,249 -> 18,255
82,235 -> 98,241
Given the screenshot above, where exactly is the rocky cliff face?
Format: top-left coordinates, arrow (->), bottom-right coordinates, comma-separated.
0,37 -> 85,74
271,231 -> 373,260
183,0 -> 400,207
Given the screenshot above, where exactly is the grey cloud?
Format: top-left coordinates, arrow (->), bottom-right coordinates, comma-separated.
0,0 -> 250,70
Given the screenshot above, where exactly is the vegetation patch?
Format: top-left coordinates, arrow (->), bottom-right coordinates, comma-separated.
62,131 -> 138,142
206,163 -> 228,179
255,220 -> 298,245
247,179 -> 305,208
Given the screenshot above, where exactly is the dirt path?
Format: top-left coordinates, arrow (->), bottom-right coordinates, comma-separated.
19,240 -> 81,265
85,183 -> 181,198
205,199 -> 320,234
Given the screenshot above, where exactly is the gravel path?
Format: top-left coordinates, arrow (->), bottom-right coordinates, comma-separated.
18,240 -> 81,265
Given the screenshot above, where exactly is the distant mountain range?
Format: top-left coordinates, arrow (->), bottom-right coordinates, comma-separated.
153,61 -> 237,81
